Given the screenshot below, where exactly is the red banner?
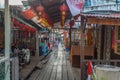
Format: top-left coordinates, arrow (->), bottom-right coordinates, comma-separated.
22,8 -> 36,20
66,0 -> 84,16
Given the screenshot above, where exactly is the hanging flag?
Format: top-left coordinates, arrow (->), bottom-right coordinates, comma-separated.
87,61 -> 92,80
66,0 -> 84,16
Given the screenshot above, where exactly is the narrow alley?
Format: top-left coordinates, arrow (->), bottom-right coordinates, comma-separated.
1,0 -> 120,80
27,43 -> 80,80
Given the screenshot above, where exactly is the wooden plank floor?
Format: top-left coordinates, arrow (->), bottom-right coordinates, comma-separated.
27,43 -> 80,80
20,56 -> 41,80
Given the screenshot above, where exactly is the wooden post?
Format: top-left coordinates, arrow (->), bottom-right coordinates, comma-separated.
97,26 -> 102,64
36,30 -> 39,57
5,0 -> 11,80
80,16 -> 85,80
69,27 -> 72,50
103,26 -> 112,64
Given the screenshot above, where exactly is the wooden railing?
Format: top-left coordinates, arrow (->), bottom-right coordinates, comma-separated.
83,59 -> 120,66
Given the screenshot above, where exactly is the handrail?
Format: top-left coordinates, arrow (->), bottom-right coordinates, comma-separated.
83,59 -> 120,66
84,59 -> 120,62
0,57 -> 9,64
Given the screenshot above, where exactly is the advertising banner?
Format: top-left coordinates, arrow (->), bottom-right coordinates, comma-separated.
66,0 -> 84,16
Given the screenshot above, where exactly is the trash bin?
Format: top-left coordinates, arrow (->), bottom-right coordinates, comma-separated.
95,65 -> 120,80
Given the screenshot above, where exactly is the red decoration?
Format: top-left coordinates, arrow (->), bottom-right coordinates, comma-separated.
14,20 -> 20,28
41,13 -> 48,19
60,4 -> 68,27
87,61 -> 92,75
60,4 -> 68,12
69,20 -> 74,27
22,8 -> 36,20
21,26 -> 26,31
11,18 -> 15,22
36,5 -> 44,16
36,5 -> 44,12
19,23 -> 24,27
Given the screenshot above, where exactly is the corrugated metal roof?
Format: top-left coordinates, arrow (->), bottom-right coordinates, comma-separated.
81,13 -> 120,19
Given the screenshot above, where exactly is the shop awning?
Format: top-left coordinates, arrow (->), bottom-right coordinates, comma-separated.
81,13 -> 120,19
81,13 -> 120,26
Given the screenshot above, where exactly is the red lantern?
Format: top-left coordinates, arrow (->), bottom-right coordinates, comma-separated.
69,20 -> 74,27
60,4 -> 68,12
36,5 -> 44,16
60,4 -> 68,27
19,23 -> 24,27
21,26 -> 26,31
36,5 -> 44,12
28,27 -> 32,32
14,20 -> 20,27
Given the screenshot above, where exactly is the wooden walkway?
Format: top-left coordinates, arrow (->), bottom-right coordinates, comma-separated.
20,56 -> 41,80
27,43 -> 80,80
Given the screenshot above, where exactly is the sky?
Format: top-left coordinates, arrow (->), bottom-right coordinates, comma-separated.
0,0 -> 26,8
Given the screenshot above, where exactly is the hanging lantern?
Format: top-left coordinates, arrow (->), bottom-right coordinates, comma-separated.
21,25 -> 26,31
19,23 -> 24,27
36,9 -> 53,29
69,20 -> 74,27
36,5 -> 44,16
14,20 -> 19,27
60,4 -> 68,16
60,4 -> 68,12
60,4 -> 68,28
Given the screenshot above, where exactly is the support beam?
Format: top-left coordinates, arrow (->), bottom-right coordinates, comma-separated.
87,17 -> 120,26
103,26 -> 112,64
80,16 -> 85,80
36,30 -> 39,57
97,26 -> 102,64
5,0 -> 11,80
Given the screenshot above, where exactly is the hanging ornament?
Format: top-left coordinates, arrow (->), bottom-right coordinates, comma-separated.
60,4 -> 68,12
36,5 -> 44,16
60,4 -> 68,28
69,20 -> 74,27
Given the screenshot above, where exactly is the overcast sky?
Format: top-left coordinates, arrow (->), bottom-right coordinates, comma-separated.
0,0 -> 25,8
